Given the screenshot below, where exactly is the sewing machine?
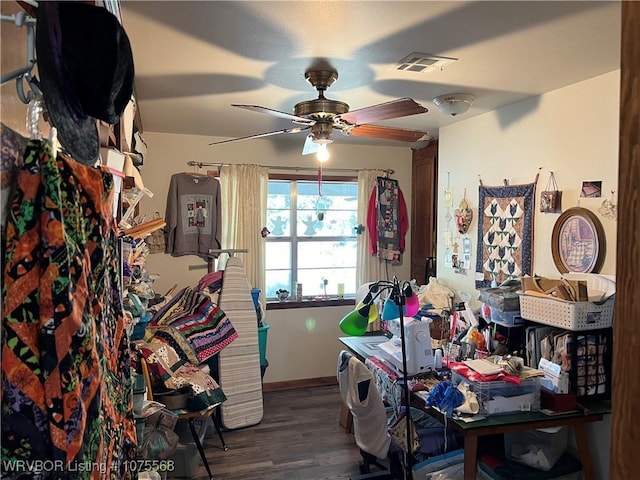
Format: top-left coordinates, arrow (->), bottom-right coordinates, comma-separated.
377,317 -> 434,376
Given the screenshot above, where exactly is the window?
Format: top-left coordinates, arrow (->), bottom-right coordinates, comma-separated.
265,178 -> 358,300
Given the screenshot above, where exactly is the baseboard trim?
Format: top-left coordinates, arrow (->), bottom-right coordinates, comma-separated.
262,376 -> 337,393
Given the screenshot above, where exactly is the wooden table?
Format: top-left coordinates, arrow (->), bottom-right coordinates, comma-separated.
424,405 -> 608,480
339,335 -> 608,479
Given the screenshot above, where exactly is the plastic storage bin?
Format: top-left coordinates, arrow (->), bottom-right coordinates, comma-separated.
490,307 -> 524,326
166,418 -> 209,478
452,371 -> 541,415
478,282 -> 521,311
505,426 -> 569,471
167,442 -> 199,478
518,293 -> 614,331
478,453 -> 582,480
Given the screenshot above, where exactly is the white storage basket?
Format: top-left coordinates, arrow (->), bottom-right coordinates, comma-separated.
518,293 -> 614,331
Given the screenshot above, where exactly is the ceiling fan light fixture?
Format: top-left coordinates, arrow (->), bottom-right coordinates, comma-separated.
316,143 -> 330,163
433,93 -> 475,116
310,121 -> 334,145
312,133 -> 333,145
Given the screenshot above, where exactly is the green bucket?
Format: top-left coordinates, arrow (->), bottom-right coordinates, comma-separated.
258,323 -> 269,367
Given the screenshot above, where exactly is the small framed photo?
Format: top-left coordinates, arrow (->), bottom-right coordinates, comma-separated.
463,237 -> 472,254
580,181 -> 602,198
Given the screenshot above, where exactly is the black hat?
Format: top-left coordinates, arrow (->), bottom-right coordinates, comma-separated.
36,1 -> 135,165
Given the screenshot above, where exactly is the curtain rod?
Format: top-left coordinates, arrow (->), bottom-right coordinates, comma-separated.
186,160 -> 394,175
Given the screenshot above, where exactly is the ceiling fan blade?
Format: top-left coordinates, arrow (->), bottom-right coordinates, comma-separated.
232,104 -> 314,124
302,134 -> 319,155
338,98 -> 428,125
346,124 -> 430,143
209,126 -> 309,146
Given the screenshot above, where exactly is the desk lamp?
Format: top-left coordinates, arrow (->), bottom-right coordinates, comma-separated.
339,277 -> 420,480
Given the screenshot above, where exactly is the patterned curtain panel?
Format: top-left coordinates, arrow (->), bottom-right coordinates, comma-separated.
475,182 -> 536,289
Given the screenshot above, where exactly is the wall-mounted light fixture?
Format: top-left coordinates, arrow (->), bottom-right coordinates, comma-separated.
433,93 -> 475,116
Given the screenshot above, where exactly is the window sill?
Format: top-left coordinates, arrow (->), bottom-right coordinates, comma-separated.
266,297 -> 354,310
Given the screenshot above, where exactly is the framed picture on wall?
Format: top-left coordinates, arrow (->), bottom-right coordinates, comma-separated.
551,207 -> 606,274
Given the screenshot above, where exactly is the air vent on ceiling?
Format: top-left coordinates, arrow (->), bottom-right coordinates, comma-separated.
396,53 -> 457,73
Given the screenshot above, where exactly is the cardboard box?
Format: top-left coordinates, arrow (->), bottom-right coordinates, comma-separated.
521,277 -> 588,302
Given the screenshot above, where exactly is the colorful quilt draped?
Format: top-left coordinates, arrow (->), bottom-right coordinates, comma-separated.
367,177 -> 408,263
148,287 -> 237,364
475,182 -> 536,289
137,341 -> 226,411
1,141 -> 136,479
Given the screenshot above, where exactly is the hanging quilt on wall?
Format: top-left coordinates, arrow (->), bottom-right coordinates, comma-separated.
475,181 -> 536,289
366,176 -> 408,263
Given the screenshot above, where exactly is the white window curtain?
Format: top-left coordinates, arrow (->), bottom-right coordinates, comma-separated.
219,164 -> 268,296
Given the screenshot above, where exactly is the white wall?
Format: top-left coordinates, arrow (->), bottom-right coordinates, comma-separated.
136,133 -> 413,383
135,72 -> 618,476
436,71 -> 620,303
435,71 -> 620,480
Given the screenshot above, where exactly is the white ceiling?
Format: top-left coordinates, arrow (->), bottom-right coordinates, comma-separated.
120,1 -> 621,151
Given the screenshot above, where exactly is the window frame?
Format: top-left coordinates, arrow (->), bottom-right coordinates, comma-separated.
266,173 -> 358,307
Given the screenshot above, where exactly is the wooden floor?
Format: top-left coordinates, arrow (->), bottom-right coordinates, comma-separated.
191,385 -> 365,480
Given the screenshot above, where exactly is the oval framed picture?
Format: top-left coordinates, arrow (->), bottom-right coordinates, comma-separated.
551,207 -> 606,274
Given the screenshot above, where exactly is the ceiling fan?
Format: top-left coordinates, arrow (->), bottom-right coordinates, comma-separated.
209,69 -> 430,159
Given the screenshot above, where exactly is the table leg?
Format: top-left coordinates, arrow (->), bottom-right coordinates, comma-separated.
574,423 -> 595,480
463,434 -> 478,480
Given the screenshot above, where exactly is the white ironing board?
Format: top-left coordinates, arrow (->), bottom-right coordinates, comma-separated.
216,256 -> 264,429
